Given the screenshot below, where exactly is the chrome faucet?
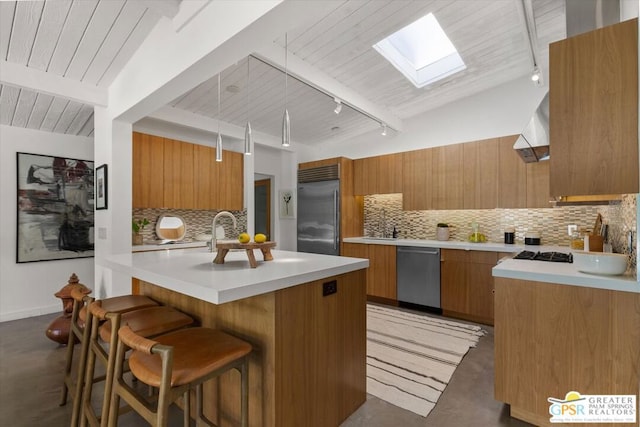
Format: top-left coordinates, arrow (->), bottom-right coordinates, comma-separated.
210,211 -> 237,252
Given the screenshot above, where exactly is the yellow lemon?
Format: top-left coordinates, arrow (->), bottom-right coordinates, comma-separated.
238,232 -> 250,243
254,233 -> 267,243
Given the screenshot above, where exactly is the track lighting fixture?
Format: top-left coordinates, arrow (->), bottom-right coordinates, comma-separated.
531,66 -> 541,84
282,33 -> 291,147
334,98 -> 342,115
216,73 -> 223,162
381,123 -> 387,136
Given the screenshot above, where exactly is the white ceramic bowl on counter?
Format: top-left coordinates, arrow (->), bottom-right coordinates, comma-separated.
573,251 -> 628,276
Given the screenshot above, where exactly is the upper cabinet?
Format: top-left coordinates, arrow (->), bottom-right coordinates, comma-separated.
463,138 -> 498,209
497,135 -> 527,208
353,153 -> 403,195
549,18 -> 638,197
402,149 -> 433,210
132,132 -> 244,210
432,144 -> 464,209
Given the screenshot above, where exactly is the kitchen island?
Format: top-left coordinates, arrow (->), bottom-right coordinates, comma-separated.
102,248 -> 369,427
492,258 -> 640,426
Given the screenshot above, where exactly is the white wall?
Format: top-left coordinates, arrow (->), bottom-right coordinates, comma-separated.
299,76 -> 548,161
0,125 -> 94,321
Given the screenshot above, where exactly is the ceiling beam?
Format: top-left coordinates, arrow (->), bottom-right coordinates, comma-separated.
254,44 -> 404,132
140,0 -> 181,19
0,60 -> 107,106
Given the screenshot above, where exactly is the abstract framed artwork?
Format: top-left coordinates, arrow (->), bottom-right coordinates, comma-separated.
95,164 -> 108,210
16,152 -> 95,263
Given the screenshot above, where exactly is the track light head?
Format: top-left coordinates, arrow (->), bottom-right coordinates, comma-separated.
531,67 -> 542,85
381,123 -> 387,136
334,98 -> 342,115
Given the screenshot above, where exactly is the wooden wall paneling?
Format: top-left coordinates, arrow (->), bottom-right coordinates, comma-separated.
377,153 -> 403,194
402,149 -> 432,210
463,139 -> 498,209
494,278 -> 640,427
549,19 -> 638,197
497,135 -> 526,208
432,144 -> 463,209
132,132 -> 164,208
526,160 -> 551,208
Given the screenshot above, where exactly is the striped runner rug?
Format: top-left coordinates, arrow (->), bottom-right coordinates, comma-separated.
366,304 -> 486,417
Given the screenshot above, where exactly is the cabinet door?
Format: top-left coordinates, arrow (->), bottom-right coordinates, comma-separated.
463,139 -> 498,209
466,251 -> 497,323
163,138 -> 195,209
132,132 -> 164,208
550,19 -> 638,196
193,144 -> 216,210
440,249 -> 468,314
353,157 -> 378,195
402,149 -> 432,210
377,153 -> 403,194
216,150 -> 244,210
497,135 -> 526,208
368,245 -> 397,300
526,161 -> 550,208
432,145 -> 463,209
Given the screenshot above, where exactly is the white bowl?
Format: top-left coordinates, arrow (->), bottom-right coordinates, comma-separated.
573,251 -> 628,275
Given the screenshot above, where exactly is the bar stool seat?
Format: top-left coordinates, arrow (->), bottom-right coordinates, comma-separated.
62,289 -> 159,427
109,326 -> 252,427
129,328 -> 251,387
80,303 -> 194,427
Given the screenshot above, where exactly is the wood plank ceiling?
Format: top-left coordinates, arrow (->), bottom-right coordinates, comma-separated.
1,0 -> 566,144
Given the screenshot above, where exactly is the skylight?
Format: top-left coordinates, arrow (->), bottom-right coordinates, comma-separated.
373,13 -> 466,88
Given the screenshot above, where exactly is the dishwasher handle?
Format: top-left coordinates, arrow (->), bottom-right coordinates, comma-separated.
397,247 -> 440,256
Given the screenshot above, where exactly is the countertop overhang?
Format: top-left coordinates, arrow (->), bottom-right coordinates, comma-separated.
101,248 -> 369,304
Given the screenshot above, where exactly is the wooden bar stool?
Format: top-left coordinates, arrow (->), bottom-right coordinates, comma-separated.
108,325 -> 252,427
61,289 -> 159,427
80,302 -> 194,427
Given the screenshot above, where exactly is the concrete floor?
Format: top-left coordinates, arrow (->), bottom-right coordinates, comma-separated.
0,312 -> 532,427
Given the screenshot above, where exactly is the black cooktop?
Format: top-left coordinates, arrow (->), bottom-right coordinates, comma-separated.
514,251 -> 573,263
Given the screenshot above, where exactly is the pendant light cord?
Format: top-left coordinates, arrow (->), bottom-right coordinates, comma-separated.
247,57 -> 250,123
284,32 -> 288,108
217,74 -> 221,134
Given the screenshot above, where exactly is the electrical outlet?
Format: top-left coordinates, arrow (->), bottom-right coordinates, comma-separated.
323,280 -> 337,296
567,224 -> 577,236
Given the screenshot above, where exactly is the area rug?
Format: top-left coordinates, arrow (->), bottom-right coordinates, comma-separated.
366,304 -> 485,417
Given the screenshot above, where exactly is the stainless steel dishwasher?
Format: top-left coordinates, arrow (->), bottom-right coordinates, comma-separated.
397,246 -> 441,309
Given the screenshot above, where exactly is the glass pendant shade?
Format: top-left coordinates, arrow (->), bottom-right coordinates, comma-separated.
244,122 -> 252,155
282,109 -> 290,147
215,133 -> 222,162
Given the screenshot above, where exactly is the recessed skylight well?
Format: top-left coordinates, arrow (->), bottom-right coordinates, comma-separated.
373,13 -> 466,88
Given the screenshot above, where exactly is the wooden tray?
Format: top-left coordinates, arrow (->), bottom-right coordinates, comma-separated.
213,241 -> 276,268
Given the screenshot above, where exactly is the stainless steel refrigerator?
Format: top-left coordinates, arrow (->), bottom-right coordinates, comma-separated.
297,165 -> 340,256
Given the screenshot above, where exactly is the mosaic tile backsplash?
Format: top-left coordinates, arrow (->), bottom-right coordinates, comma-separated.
364,194 -> 637,276
132,208 -> 247,242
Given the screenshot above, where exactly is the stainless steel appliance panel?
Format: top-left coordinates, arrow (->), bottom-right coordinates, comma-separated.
397,246 -> 441,308
297,179 -> 340,256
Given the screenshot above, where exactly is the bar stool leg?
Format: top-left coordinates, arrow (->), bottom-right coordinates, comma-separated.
241,358 -> 249,427
71,299 -> 94,427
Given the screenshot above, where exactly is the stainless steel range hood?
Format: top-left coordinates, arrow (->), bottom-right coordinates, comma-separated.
513,92 -> 549,163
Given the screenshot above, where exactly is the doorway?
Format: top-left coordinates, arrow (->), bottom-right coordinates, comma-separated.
254,178 -> 271,238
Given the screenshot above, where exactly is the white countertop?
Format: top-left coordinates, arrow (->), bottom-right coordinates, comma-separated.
343,236 -> 639,293
101,248 -> 369,305
493,258 -> 639,293
132,241 -> 207,252
343,237 -> 566,253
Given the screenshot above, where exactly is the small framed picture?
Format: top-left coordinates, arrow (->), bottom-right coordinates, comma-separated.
279,189 -> 295,219
96,164 -> 108,210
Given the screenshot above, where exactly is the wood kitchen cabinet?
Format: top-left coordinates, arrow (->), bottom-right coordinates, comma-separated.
133,132 -> 164,208
497,135 -> 527,208
342,243 -> 396,302
432,144 -> 464,209
463,138 -> 498,209
353,153 -> 402,196
133,132 -> 243,210
525,160 -> 550,208
402,148 -> 433,210
549,18 -> 638,197
441,249 -> 497,325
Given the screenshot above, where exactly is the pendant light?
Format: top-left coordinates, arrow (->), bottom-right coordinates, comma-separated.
244,57 -> 253,155
216,73 -> 223,162
281,33 -> 291,147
